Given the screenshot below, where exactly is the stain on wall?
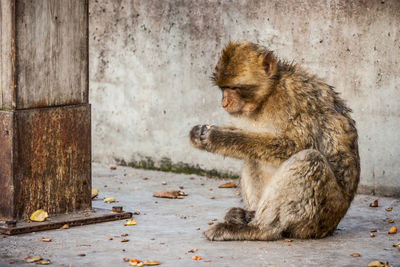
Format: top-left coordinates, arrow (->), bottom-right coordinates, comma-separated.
89,0 -> 400,196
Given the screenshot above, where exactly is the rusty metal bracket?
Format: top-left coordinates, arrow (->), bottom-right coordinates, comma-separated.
0,208 -> 132,235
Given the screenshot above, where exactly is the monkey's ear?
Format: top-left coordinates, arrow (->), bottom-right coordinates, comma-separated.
261,51 -> 277,77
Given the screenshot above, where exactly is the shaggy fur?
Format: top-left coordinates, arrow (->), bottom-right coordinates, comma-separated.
190,41 -> 360,241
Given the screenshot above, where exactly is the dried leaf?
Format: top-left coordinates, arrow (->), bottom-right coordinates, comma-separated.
30,210 -> 48,222
129,259 -> 143,266
385,207 -> 393,212
38,260 -> 51,265
91,189 -> 99,199
153,190 -> 187,199
25,256 -> 42,263
121,239 -> 129,242
370,233 -> 375,237
124,219 -> 137,226
388,226 -> 397,234
77,254 -> 86,257
284,239 -> 293,242
350,253 -> 361,257
110,166 -> 117,170
41,237 -> 51,242
104,197 -> 116,203
388,219 -> 394,223
60,224 -> 69,229
368,261 -> 389,267
218,182 -> 237,188
121,233 -> 128,237
207,222 -> 214,225
369,200 -> 378,207
108,237 -> 113,240
143,260 -> 160,266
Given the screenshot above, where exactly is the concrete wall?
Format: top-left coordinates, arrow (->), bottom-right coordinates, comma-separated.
89,0 -> 400,196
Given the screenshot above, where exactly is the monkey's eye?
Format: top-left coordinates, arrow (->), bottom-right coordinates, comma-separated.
220,87 -> 241,91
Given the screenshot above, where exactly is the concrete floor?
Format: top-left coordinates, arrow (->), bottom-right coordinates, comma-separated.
0,163 -> 399,267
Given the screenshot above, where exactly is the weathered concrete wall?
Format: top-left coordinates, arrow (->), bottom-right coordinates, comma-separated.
89,0 -> 400,196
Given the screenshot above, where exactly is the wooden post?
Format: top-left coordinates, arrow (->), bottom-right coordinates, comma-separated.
0,0 -> 130,234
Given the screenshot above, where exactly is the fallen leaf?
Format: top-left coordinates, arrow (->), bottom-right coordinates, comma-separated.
207,222 -> 214,225
123,257 -> 129,262
385,207 -> 393,212
41,237 -> 51,242
153,190 -> 187,199
389,219 -> 394,223
368,261 -> 390,267
104,197 -> 116,203
394,242 -> 400,247
284,239 -> 293,242
108,237 -> 113,240
388,226 -> 397,234
91,189 -> 99,199
370,233 -> 375,237
369,200 -> 378,207
143,260 -> 160,265
38,260 -> 51,265
30,210 -> 48,222
211,218 -> 217,221
196,228 -> 200,230
370,229 -> 378,232
350,253 -> 361,257
210,197 -> 215,199
204,260 -> 211,263
129,258 -> 143,266
121,239 -> 129,242
218,182 -> 237,188
192,256 -> 199,260
124,219 -> 137,226
77,254 -> 86,257
121,233 -> 128,237
25,256 -> 42,263
60,224 -> 69,229
110,166 -> 117,170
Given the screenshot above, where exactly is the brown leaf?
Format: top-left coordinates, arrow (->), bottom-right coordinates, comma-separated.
41,237 -> 51,242
218,182 -> 237,188
350,253 -> 361,257
77,254 -> 86,257
108,237 -> 113,240
284,239 -> 293,242
385,207 -> 393,212
370,233 -> 375,237
60,224 -> 69,229
121,233 -> 128,237
110,166 -> 117,170
207,222 -> 214,225
121,238 -> 129,242
388,226 -> 397,234
153,190 -> 187,199
369,200 -> 378,207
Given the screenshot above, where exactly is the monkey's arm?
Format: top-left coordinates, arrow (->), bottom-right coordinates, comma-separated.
190,125 -> 299,165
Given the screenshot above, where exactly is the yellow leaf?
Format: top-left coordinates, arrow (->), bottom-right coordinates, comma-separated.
30,210 -> 48,222
104,197 -> 116,203
91,189 -> 99,199
125,218 -> 137,226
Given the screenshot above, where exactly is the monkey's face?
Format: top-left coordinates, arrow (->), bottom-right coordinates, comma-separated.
212,41 -> 277,116
220,88 -> 257,115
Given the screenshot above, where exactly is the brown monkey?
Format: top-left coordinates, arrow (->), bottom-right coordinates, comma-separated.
190,41 -> 360,241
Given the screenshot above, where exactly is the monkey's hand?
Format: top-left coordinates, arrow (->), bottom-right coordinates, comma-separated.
190,124 -> 215,150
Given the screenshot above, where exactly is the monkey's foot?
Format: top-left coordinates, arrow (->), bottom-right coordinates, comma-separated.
204,223 -> 230,241
224,207 -> 255,225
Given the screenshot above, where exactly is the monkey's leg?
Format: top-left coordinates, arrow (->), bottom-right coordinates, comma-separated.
204,149 -> 347,241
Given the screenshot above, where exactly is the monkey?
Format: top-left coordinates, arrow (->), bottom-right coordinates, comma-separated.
189,41 -> 360,241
